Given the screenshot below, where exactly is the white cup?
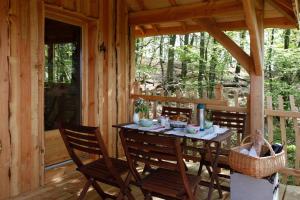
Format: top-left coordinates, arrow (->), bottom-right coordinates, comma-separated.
213,125 -> 219,132
160,117 -> 166,127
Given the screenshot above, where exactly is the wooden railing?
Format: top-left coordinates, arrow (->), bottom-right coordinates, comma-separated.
130,81 -> 300,184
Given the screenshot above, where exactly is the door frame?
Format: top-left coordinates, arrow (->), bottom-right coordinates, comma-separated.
42,5 -> 98,184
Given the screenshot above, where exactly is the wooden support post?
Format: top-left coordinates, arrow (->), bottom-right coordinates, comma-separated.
245,0 -> 265,137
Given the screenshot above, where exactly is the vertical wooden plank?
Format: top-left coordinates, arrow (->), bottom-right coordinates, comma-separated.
128,27 -> 136,121
99,0 -> 109,149
30,0 -> 44,189
37,0 -> 45,186
214,83 -> 223,100
266,96 -> 274,143
278,96 -> 287,161
152,91 -> 157,118
106,0 -> 117,157
175,89 -> 182,108
9,0 -> 22,196
87,21 -> 98,126
290,95 -> 300,184
234,90 -> 239,107
0,0 -> 11,198
278,96 -> 288,183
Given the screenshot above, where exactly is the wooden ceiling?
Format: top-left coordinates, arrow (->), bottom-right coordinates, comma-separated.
126,0 -> 300,37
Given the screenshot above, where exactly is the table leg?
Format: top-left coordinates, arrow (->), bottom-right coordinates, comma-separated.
207,141 -> 223,200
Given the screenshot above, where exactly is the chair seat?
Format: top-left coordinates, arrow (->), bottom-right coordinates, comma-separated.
142,168 -> 201,199
78,158 -> 129,185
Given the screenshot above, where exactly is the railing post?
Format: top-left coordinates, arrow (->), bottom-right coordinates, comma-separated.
290,95 -> 300,184
214,83 -> 223,100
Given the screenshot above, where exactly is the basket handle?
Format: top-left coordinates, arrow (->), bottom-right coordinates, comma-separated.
241,136 -> 276,156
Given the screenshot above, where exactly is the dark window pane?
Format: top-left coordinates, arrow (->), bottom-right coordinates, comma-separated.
44,19 -> 81,130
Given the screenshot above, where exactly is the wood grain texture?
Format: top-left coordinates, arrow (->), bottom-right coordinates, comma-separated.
0,0 -> 11,199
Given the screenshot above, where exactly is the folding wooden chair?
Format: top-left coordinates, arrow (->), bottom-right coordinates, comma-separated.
198,111 -> 247,189
60,125 -> 134,200
120,130 -> 201,200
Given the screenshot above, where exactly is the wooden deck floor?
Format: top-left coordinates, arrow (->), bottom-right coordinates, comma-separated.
11,163 -> 300,200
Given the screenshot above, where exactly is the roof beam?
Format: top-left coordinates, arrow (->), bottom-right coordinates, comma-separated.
242,0 -> 263,75
267,0 -> 297,24
168,0 -> 177,6
136,0 -> 146,10
129,1 -> 243,25
195,19 -> 253,74
134,17 -> 295,37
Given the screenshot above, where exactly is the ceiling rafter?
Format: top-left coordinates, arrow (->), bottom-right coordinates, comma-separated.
267,0 -> 297,24
134,17 -> 295,37
129,1 -> 243,25
242,0 -> 263,75
135,0 -> 159,34
194,18 -> 253,74
168,0 -> 177,6
274,0 -> 294,11
136,0 -> 146,10
136,25 -> 146,35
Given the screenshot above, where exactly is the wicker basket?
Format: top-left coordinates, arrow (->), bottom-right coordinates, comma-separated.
229,136 -> 286,178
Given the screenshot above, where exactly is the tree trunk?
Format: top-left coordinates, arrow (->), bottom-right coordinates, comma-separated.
284,29 -> 291,49
267,29 -> 275,93
167,35 -> 176,92
159,36 -> 165,89
208,39 -> 217,98
181,34 -> 189,81
198,32 -> 206,97
47,43 -> 54,83
234,31 -> 246,83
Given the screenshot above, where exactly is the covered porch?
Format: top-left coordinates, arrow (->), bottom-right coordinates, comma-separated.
0,0 -> 300,199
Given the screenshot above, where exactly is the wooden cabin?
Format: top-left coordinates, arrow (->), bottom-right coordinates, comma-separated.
0,0 -> 299,199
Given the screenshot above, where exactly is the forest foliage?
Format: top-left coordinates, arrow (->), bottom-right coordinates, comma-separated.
135,29 -> 300,105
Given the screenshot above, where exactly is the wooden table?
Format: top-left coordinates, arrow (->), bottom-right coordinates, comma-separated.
113,123 -> 233,200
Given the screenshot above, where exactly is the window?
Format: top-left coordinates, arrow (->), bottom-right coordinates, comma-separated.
44,18 -> 81,130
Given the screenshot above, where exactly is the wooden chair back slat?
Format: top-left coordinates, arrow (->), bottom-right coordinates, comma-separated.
128,148 -> 178,163
121,131 -> 180,170
211,111 -> 246,132
65,125 -> 98,134
130,155 -> 178,171
125,131 -> 176,147
69,143 -> 102,154
162,106 -> 192,123
67,136 -> 100,148
64,129 -> 98,141
126,140 -> 175,154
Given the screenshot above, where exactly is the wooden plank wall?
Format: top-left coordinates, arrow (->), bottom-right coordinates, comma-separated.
0,0 -> 44,198
0,0 -> 11,198
99,0 -> 131,157
0,0 -> 131,198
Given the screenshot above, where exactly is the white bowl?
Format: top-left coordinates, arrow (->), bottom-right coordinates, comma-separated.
140,119 -> 153,127
186,125 -> 199,134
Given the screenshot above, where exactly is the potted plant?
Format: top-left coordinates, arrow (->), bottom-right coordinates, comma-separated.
133,98 -> 149,124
